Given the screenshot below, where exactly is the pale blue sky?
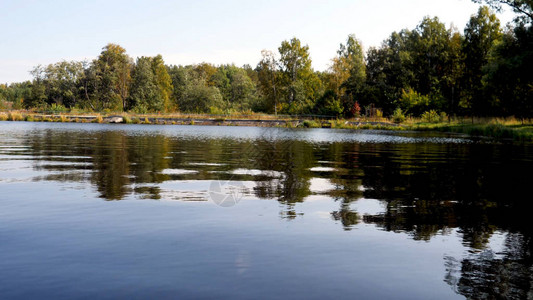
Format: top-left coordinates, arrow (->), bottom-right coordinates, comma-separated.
0,0 -> 515,83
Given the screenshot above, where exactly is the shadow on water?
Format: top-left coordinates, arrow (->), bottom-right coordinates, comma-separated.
2,123 -> 533,298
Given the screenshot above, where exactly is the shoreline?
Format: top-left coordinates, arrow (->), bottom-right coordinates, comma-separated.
1,111 -> 532,142
0,111 -> 401,129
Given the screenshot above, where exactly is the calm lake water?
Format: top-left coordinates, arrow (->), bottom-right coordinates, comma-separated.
1,121 -> 532,299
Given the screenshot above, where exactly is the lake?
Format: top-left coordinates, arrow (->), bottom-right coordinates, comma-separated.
1,121 -> 532,299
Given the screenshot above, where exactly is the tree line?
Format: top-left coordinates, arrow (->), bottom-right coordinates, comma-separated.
1,1 -> 531,118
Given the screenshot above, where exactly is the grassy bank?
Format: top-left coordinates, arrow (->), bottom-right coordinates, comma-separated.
405,117 -> 533,142
0,110 -> 399,130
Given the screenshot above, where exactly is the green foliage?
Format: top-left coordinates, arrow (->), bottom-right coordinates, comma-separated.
93,44 -> 133,111
0,100 -> 11,110
412,121 -> 533,141
278,38 -> 322,114
375,109 -> 383,119
399,88 -> 430,115
128,57 -> 163,112
35,61 -> 85,108
337,35 -> 367,117
410,17 -> 454,96
124,53 -> 175,114
302,120 -> 321,128
132,104 -> 149,114
167,65 -> 189,110
213,65 -> 257,111
50,103 -> 68,113
168,63 -> 255,114
152,55 -> 174,111
365,30 -> 415,114
1,81 -> 32,109
461,6 -> 502,115
4,11 -> 532,120
256,50 -> 279,114
482,24 -> 533,118
314,90 -> 344,117
365,17 -> 464,116
180,78 -> 223,113
392,108 -> 406,123
421,110 -> 447,123
209,106 -> 225,115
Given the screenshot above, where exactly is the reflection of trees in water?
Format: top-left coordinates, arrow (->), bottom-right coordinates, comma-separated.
355,142 -> 533,298
27,130 -> 366,222
444,233 -> 533,299
359,143 -> 532,243
327,143 -> 364,230
25,130 -> 533,236
363,199 -> 458,241
23,128 -> 533,297
250,138 -> 312,204
90,132 -> 131,199
248,138 -> 313,219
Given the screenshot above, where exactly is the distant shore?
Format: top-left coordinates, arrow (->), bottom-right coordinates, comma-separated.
0,110 -> 401,129
1,110 -> 532,142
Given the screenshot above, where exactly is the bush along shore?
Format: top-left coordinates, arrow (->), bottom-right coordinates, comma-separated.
407,122 -> 533,142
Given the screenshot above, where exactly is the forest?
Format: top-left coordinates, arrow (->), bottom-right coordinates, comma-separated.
1,1 -> 532,119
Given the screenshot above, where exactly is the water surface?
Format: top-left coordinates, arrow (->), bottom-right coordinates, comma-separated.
1,122 -> 532,299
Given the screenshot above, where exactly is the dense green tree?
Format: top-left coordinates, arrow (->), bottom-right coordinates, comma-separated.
151,55 -> 174,111
6,15 -> 533,119
365,18 -> 464,116
409,17 -> 452,100
483,24 -> 533,117
278,38 -> 322,114
256,50 -> 280,114
181,78 -> 223,113
446,30 -> 465,116
461,6 -> 502,115
333,34 -> 366,116
0,81 -> 33,109
93,43 -> 133,110
40,61 -> 85,108
0,84 -> 6,108
128,55 -> 174,112
225,66 -> 256,111
313,90 -> 344,116
365,30 -> 415,114
27,66 -> 49,108
128,57 -> 161,112
211,65 -> 256,111
167,63 -> 227,113
328,35 -> 365,96
167,65 -> 190,110
191,63 -> 218,86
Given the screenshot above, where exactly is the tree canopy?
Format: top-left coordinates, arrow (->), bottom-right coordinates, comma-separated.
1,6 -> 531,119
